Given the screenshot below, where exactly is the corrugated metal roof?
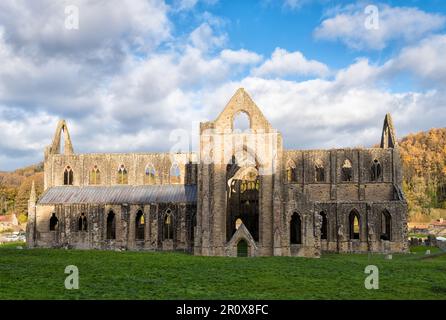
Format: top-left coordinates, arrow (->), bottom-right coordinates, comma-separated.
38,185 -> 197,205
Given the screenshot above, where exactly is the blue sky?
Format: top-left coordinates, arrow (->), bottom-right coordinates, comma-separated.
0,0 -> 446,170
171,0 -> 446,70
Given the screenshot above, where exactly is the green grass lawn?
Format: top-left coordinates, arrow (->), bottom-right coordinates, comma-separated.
0,243 -> 445,300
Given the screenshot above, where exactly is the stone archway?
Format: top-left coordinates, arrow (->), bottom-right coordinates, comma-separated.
237,239 -> 248,257
225,223 -> 257,257
226,165 -> 260,242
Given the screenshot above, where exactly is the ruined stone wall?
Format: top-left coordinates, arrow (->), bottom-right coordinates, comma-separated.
44,152 -> 198,189
283,148 -> 398,202
33,202 -> 196,251
195,88 -> 280,257
32,88 -> 408,257
280,148 -> 408,255
281,188 -> 319,257
316,201 -> 407,253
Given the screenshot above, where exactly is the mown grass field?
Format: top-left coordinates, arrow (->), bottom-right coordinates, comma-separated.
0,243 -> 445,300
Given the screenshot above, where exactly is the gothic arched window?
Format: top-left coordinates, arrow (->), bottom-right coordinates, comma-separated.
380,210 -> 391,241
170,163 -> 181,184
163,211 -> 173,240
320,212 -> 328,240
371,159 -> 382,181
341,159 -> 353,182
49,213 -> 58,231
63,166 -> 73,185
90,166 -> 101,185
290,213 -> 302,244
286,160 -> 297,183
144,164 -> 156,185
135,210 -> 145,240
106,211 -> 116,240
349,210 -> 360,240
117,165 -> 128,184
78,213 -> 87,232
315,160 -> 325,182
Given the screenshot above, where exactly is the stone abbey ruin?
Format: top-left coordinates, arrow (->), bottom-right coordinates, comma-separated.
26,88 -> 408,257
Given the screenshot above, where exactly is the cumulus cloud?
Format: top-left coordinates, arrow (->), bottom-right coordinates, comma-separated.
174,0 -> 199,11
252,48 -> 329,78
199,68 -> 446,151
0,105 -> 59,167
189,22 -> 227,52
382,34 -> 446,85
314,4 -> 446,50
220,49 -> 262,65
0,0 -> 445,171
0,0 -> 172,169
0,0 -> 171,61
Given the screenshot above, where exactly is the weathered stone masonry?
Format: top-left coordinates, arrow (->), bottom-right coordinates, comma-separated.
27,88 -> 408,257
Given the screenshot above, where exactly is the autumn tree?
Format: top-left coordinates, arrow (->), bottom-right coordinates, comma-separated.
399,128 -> 446,217
15,172 -> 44,216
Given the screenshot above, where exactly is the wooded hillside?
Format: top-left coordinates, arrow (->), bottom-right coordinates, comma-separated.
0,163 -> 44,221
399,128 -> 446,221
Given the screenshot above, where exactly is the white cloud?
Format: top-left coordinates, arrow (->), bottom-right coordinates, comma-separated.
175,0 -> 199,11
0,1 -> 445,171
314,4 -> 446,50
0,105 -> 59,169
189,22 -> 227,52
382,34 -> 446,84
282,0 -> 314,10
220,49 -> 262,65
252,48 -> 329,78
333,58 -> 380,88
0,0 -> 171,61
172,0 -> 219,12
195,50 -> 446,151
199,77 -> 446,151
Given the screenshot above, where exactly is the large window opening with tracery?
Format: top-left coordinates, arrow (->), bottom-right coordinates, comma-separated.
226,157 -> 260,242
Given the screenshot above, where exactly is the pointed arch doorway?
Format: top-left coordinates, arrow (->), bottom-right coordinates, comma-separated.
237,239 -> 248,257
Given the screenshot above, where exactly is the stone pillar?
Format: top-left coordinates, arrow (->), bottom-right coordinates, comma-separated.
128,206 -> 136,249
313,211 -> 322,258
116,205 -> 125,248
144,205 -> 151,249
272,191 -> 282,256
61,205 -> 70,246
194,163 -> 203,254
330,151 -> 337,200
179,204 -> 186,248
197,127 -> 213,256
401,203 -> 409,253
366,203 -> 377,252
336,204 -> 347,252
212,163 -> 226,255
272,144 -> 283,256
150,204 -> 159,249
260,173 -> 273,256
200,190 -> 211,255
26,181 -> 37,248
